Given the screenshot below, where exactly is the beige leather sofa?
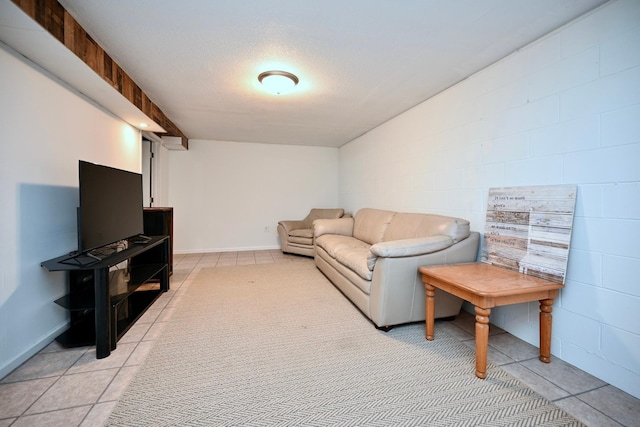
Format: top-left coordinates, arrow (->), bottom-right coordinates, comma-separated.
314,208 -> 480,329
278,208 -> 346,257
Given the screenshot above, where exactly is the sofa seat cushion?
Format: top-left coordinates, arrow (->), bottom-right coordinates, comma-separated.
316,235 -> 364,257
288,228 -> 313,245
316,247 -> 373,295
335,246 -> 374,281
289,236 -> 312,245
316,235 -> 375,281
290,228 -> 313,238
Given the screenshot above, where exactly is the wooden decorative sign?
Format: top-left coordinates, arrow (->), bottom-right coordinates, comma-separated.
481,185 -> 577,284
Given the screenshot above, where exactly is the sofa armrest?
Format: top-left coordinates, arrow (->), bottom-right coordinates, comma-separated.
278,220 -> 307,235
313,217 -> 354,238
370,235 -> 454,258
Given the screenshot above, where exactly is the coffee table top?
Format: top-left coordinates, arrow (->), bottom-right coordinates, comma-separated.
419,262 -> 564,307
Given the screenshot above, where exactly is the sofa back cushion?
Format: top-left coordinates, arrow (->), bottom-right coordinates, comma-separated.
382,213 -> 470,243
353,208 -> 396,244
304,208 -> 344,228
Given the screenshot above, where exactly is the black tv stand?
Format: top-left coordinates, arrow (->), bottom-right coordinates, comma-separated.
42,236 -> 169,358
58,252 -> 101,267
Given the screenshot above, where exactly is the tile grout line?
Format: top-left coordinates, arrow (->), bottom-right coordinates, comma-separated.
553,385 -> 625,427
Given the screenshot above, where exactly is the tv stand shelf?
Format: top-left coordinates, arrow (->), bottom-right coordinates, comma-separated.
42,235 -> 169,358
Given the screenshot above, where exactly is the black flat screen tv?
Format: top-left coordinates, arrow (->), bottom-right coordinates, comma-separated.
78,160 -> 144,254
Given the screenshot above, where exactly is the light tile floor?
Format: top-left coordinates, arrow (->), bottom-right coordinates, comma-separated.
1,250 -> 638,426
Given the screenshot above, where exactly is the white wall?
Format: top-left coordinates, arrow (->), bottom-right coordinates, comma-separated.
339,0 -> 640,398
154,144 -> 171,208
167,139 -> 339,253
0,43 -> 142,378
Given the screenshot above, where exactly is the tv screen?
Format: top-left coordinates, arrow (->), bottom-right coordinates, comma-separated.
78,160 -> 144,254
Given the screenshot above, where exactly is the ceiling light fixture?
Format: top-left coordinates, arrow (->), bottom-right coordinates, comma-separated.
258,70 -> 299,95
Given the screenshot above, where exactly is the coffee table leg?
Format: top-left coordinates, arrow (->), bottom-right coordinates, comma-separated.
475,306 -> 491,379
424,282 -> 436,341
539,299 -> 554,363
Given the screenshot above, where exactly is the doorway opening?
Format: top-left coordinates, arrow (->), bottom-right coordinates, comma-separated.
142,137 -> 155,207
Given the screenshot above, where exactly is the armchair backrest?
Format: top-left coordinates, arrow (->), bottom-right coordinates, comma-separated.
304,208 -> 345,228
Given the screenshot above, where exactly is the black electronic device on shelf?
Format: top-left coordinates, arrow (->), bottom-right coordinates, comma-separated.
78,160 -> 145,254
60,161 -> 148,266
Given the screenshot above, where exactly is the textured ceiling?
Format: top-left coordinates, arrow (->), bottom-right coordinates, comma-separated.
56,0 -> 608,147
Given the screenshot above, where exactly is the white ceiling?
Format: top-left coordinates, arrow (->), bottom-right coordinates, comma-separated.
39,1 -> 612,147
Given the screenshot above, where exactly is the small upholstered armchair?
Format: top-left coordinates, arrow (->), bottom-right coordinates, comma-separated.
278,208 -> 346,257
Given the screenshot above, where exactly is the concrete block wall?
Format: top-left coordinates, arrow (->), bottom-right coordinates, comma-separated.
339,0 -> 640,398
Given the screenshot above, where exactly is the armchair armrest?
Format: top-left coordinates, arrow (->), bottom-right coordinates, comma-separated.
370,235 -> 453,258
313,217 -> 354,238
278,220 -> 308,235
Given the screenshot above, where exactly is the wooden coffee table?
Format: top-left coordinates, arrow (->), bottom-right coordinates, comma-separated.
419,262 -> 564,379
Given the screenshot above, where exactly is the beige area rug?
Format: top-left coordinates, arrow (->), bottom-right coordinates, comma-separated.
107,261 -> 583,426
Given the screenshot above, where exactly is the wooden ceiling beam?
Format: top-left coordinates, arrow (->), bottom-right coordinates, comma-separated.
11,0 -> 189,149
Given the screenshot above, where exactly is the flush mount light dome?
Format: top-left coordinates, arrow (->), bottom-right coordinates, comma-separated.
258,70 -> 299,95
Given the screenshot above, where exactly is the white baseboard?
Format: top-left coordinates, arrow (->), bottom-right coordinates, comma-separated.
173,245 -> 280,255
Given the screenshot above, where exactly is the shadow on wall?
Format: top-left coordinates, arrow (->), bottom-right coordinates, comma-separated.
1,183 -> 78,377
